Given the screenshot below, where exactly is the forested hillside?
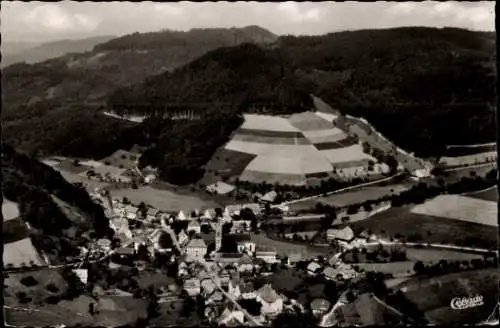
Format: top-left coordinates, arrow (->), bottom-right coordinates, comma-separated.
280,27 -> 496,155
2,27 -> 496,185
2,145 -> 113,263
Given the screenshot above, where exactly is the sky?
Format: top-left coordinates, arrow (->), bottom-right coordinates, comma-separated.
1,1 -> 495,43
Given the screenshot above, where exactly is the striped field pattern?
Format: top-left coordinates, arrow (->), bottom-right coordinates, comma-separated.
223,110 -> 385,185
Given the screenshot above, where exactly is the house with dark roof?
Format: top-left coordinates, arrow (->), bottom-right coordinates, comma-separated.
215,252 -> 243,265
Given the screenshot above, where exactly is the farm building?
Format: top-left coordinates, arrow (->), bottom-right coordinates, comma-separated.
261,191 -> 278,203
311,298 -> 332,316
206,181 -> 236,195
307,261 -> 323,276
256,248 -> 278,263
187,221 -> 201,234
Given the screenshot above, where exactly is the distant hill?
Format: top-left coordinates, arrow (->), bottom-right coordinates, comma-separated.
1,36 -> 116,67
2,27 -> 495,185
1,144 -> 113,264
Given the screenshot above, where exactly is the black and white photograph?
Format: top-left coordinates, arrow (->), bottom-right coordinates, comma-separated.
1,1 -> 498,327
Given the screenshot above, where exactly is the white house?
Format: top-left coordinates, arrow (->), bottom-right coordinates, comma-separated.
307,261 -> 322,276
184,238 -> 207,260
256,284 -> 283,317
187,221 -> 201,234
202,209 -> 214,220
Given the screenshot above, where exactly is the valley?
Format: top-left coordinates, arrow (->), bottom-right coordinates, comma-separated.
1,20 -> 497,328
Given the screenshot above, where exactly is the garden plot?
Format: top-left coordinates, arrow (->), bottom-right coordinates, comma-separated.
3,199 -> 20,221
410,195 -> 497,227
241,114 -> 300,132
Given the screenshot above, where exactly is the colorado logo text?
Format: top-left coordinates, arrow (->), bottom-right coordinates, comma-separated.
450,295 -> 484,310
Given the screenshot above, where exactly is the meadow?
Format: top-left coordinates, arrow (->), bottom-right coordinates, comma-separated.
350,206 -> 498,250
110,185 -> 220,212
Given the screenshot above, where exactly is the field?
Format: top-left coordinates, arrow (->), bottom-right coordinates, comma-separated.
443,143 -> 497,157
53,157 -> 93,174
250,232 -> 332,259
98,149 -> 140,170
392,268 -> 500,325
4,269 -> 68,306
3,199 -> 20,221
289,182 -> 409,211
463,186 -> 498,202
57,169 -> 110,192
439,151 -> 497,167
4,238 -> 46,267
410,194 -> 497,227
3,218 -> 29,243
219,111 -> 387,185
201,148 -> 256,184
405,248 -> 484,263
350,206 -> 498,250
110,185 -> 220,212
355,261 -> 415,276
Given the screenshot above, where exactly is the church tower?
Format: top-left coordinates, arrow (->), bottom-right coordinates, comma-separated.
215,219 -> 222,252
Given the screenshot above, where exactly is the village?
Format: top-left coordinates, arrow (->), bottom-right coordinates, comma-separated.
74,184 -> 388,326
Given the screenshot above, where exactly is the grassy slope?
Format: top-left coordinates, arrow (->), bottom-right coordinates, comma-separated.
350,206 -> 497,249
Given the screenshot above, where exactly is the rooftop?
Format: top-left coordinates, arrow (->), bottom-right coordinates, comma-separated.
186,238 -> 207,249
258,284 -> 281,304
327,226 -> 355,242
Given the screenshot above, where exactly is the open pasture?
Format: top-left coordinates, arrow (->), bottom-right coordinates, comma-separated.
239,170 -> 307,186
355,261 -> 415,276
311,95 -> 341,116
410,194 -> 497,227
99,149 -> 139,170
57,170 -> 110,192
251,232 -> 331,258
314,135 -> 359,150
241,114 -> 300,132
244,152 -> 333,175
320,144 -> 373,164
110,186 -> 220,212
3,199 -> 20,221
405,248 -> 484,263
464,186 -> 498,202
350,206 -> 498,250
302,129 -> 347,144
3,218 -> 29,243
4,238 -> 46,268
232,133 -> 310,145
439,151 -> 497,168
443,143 -> 497,157
288,111 -> 336,131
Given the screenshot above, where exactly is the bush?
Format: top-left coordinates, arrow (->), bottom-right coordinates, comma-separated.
46,283 -> 60,293
20,276 -> 38,287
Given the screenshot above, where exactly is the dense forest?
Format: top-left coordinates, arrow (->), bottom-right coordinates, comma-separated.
2,144 -> 113,262
2,27 -> 496,185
